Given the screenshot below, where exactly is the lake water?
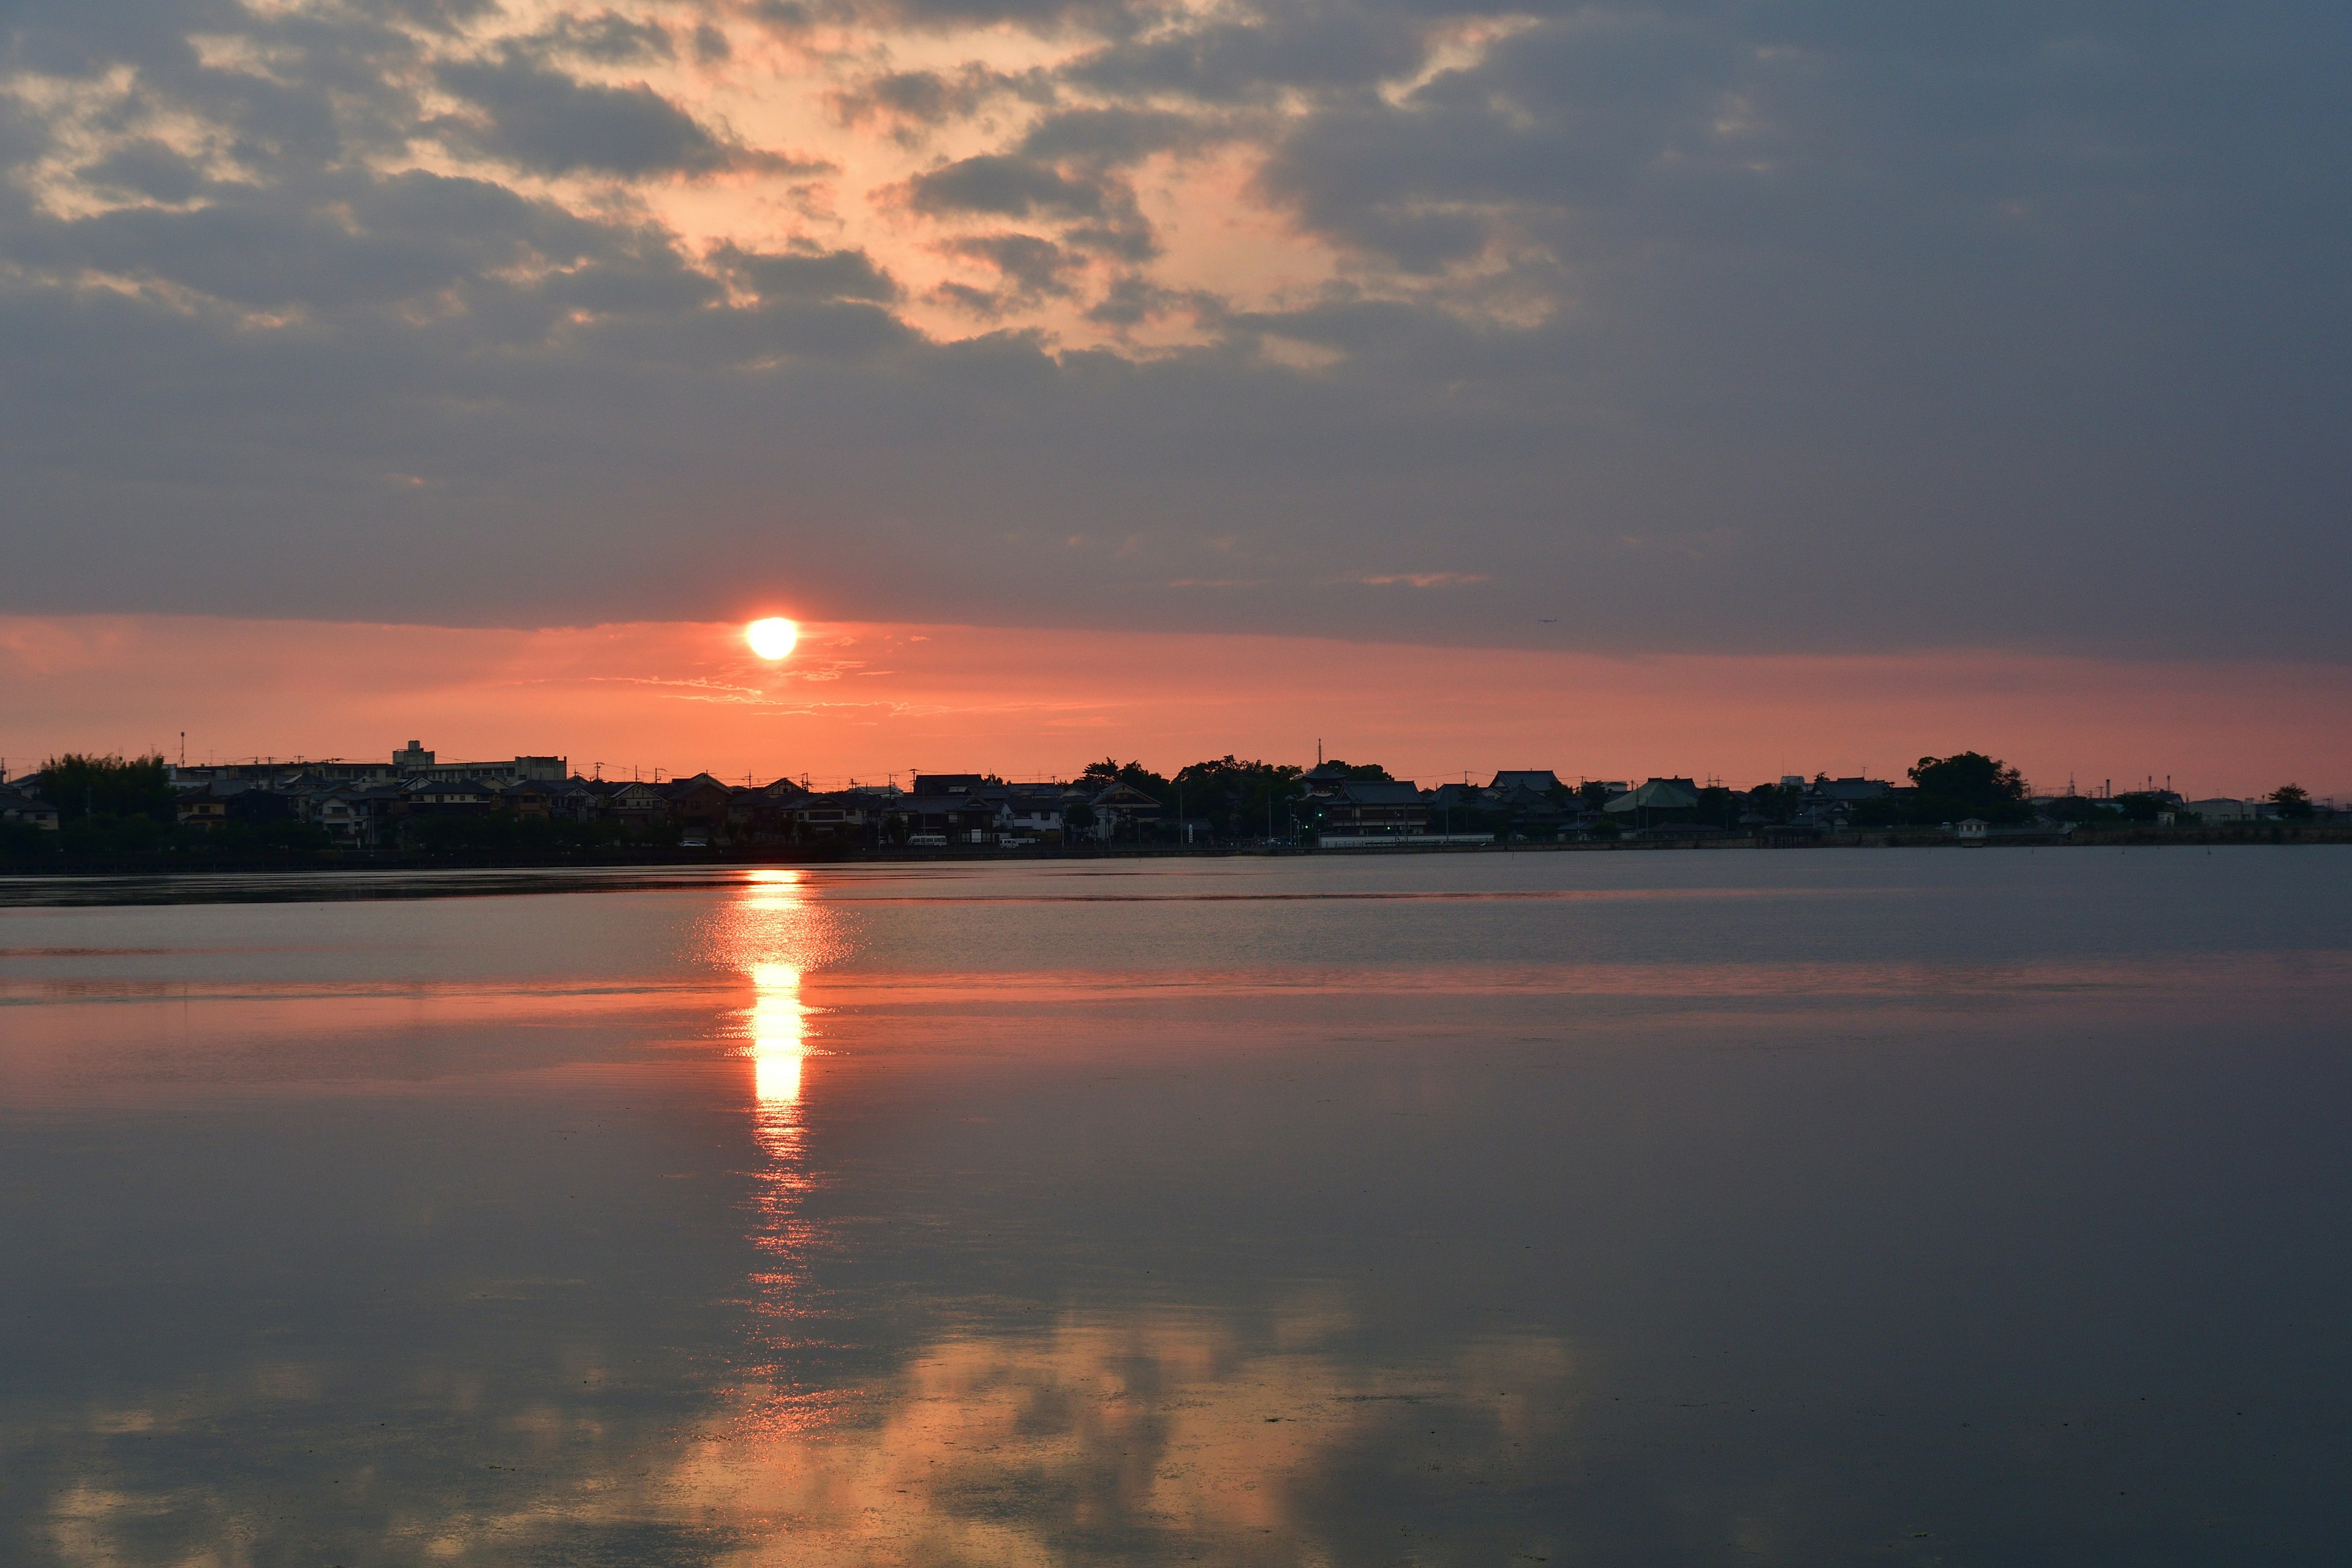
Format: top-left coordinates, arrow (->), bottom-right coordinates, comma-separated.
3,849 -> 2349,1566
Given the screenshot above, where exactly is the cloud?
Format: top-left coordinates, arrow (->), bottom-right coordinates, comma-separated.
714,243 -> 902,305
431,53 -> 738,176
1346,572 -> 1491,589
904,153 -> 1108,219
940,231 -> 1079,307
0,0 -> 2345,665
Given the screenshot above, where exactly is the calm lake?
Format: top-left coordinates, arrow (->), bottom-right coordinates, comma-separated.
4,849 -> 2349,1566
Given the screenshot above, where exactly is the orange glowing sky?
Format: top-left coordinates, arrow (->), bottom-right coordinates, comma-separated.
4,614 -> 2344,799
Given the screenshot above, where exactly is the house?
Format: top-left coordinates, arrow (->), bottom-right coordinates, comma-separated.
660,774 -> 737,837
999,789 -> 1066,845
1425,782 -> 1494,835
0,787 -> 60,831
1488,770 -> 1565,795
900,790 -> 1011,846
1309,780 -> 1429,838
587,779 -> 668,827
312,784 -> 404,847
1297,762 -> 1376,800
1602,778 -> 1699,826
913,774 -> 994,797
495,781 -> 554,819
786,791 -> 880,843
549,777 -> 603,822
179,778 -> 295,825
2188,797 -> 2250,822
1084,781 -> 1165,841
730,777 -> 812,839
1490,782 -> 1576,840
402,778 -> 496,815
1793,775 -> 1892,829
1955,817 -> 1989,843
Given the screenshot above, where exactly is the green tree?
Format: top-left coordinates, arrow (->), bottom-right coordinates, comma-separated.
1577,780 -> 1614,810
2272,784 -> 2315,820
40,753 -> 172,824
1170,756 -> 1302,839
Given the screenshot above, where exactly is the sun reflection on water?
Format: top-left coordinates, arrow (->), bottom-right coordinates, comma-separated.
703,870 -> 843,1120
749,962 -> 806,1106
701,871 -> 847,1333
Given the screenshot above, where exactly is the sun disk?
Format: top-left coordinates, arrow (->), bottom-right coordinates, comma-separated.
747,617 -> 797,660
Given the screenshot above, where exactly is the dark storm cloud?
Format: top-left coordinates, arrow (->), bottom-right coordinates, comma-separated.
2,0 -> 2349,662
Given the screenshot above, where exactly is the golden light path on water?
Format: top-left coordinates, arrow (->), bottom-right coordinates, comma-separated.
711,869 -> 835,1117
709,869 -> 837,1344
749,962 -> 807,1106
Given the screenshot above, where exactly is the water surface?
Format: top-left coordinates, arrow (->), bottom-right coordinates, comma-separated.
4,850 -> 2349,1565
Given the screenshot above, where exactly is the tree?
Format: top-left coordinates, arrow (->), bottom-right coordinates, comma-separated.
1317,759 -> 1393,781
1906,752 -> 2030,824
1170,756 -> 1302,839
1,822 -> 60,862
39,753 -> 172,824
1744,783 -> 1801,823
1577,780 -> 1614,810
1081,758 -> 1172,804
2272,784 -> 2315,820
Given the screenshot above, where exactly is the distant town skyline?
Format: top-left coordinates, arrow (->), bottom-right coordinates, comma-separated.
4,615 -> 2345,802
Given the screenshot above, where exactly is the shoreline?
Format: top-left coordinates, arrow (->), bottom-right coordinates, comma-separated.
4,826 -> 2346,906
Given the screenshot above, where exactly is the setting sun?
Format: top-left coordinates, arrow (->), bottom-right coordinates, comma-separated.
747,617 -> 797,661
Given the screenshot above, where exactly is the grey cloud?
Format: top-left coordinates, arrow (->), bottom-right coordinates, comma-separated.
1067,4 -> 1430,103
945,232 -> 1078,299
905,154 -> 1106,217
432,54 -> 733,176
906,153 -> 1158,258
1084,273 -> 1207,328
538,10 -> 676,63
1017,105 -> 1218,165
77,138 -> 207,205
1,0 -> 2348,665
714,243 -> 903,304
7,169 -> 652,315
831,66 -> 1039,130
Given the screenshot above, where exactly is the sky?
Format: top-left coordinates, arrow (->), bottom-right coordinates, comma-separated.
3,2 -> 2348,786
